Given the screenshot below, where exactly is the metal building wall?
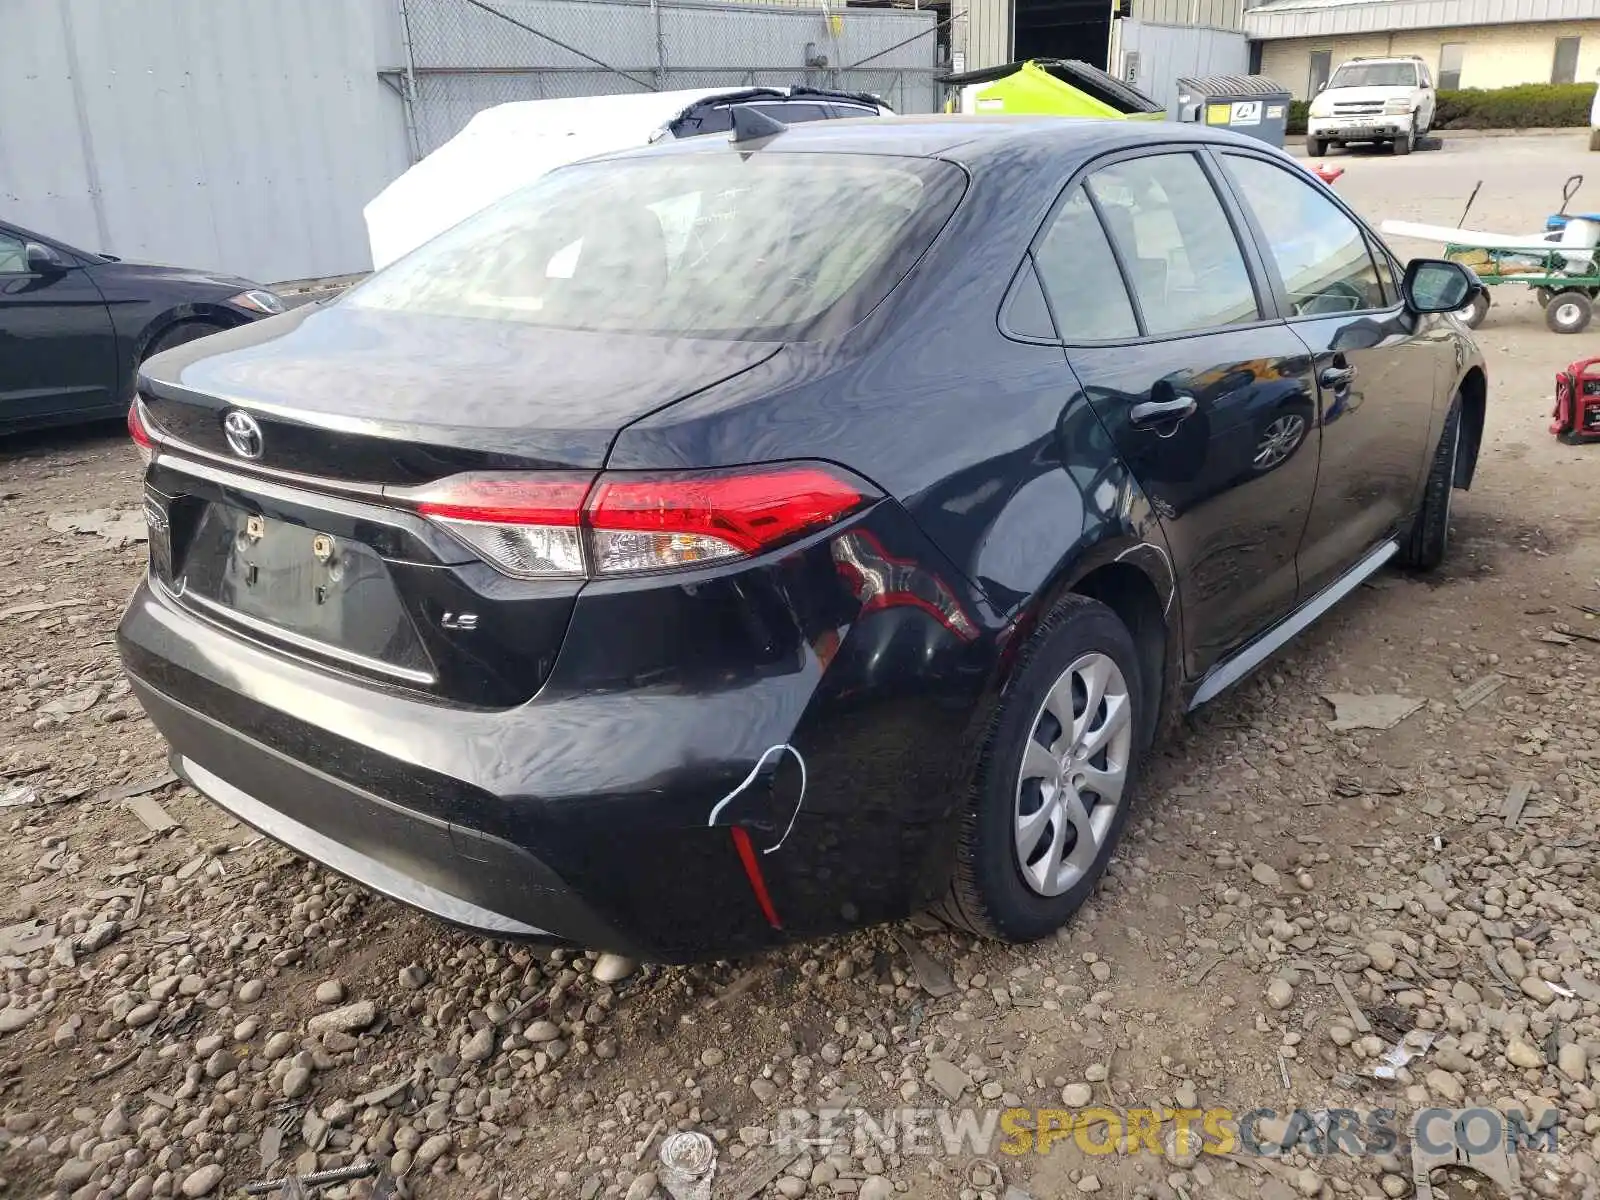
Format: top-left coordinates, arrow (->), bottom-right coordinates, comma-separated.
1116,19 -> 1250,110
1,0 -> 410,284
1131,0 -> 1242,29
398,0 -> 943,153
965,0 -> 1013,69
1244,0 -> 1600,39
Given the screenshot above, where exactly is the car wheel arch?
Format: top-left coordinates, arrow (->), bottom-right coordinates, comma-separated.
997,546 -> 1179,749
133,306 -> 235,367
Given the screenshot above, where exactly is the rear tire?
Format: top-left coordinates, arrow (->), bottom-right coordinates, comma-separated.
1397,399 -> 1461,571
936,595 -> 1145,943
1546,290 -> 1593,334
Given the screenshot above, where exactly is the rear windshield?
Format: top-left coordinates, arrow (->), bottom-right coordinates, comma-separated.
346,153 -> 964,341
1329,62 -> 1418,88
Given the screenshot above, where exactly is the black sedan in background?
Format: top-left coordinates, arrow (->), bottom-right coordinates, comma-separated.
0,220 -> 283,435
120,117 -> 1487,962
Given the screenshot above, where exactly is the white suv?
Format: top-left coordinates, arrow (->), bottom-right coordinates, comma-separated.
1306,56 -> 1437,157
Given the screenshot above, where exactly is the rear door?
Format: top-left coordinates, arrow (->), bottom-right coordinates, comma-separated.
0,226 -> 119,428
1035,149 -> 1323,679
1214,150 -> 1443,597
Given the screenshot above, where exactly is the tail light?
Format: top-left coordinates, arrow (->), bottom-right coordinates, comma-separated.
410,463 -> 875,580
128,397 -> 157,466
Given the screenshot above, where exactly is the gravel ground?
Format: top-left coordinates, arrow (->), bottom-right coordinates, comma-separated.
4,135 -> 1600,1200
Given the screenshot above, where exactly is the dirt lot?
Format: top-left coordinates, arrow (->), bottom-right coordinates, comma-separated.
3,133 -> 1600,1200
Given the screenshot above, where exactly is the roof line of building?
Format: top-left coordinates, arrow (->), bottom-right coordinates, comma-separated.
1243,0 -> 1600,40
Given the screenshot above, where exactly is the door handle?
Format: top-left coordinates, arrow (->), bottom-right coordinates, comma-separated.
1319,364 -> 1357,389
1129,396 -> 1198,427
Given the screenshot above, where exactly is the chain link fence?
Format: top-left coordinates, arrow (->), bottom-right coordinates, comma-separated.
395,0 -> 942,158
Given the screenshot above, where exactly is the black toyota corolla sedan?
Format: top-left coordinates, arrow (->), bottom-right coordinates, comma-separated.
119,117 -> 1487,962
0,219 -> 283,435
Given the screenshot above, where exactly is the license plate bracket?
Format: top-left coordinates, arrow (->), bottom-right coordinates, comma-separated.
176,503 -> 432,677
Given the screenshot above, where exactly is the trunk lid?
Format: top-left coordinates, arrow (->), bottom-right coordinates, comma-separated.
138,303 -> 781,706
138,302 -> 782,483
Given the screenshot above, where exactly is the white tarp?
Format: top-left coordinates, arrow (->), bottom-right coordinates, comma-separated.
364,88 -> 887,270
1381,218 -> 1599,272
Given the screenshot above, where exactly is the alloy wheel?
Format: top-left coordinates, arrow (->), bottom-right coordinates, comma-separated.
1014,652 -> 1133,897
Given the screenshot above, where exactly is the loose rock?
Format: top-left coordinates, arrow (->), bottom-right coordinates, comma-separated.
180,1164 -> 223,1197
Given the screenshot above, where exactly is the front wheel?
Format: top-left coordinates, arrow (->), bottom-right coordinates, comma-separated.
1307,136 -> 1328,157
936,595 -> 1145,942
141,319 -> 224,364
1397,400 -> 1461,571
1392,120 -> 1415,155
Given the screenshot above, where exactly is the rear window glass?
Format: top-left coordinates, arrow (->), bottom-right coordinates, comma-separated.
346,154 -> 964,341
1329,62 -> 1418,88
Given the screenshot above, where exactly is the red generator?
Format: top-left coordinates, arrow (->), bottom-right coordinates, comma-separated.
1553,357 -> 1600,444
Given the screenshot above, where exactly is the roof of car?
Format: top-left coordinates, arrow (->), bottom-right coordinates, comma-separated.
604,113 -> 1281,168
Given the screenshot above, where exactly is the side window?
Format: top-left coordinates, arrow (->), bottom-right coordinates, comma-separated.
0,232 -> 26,274
1309,49 -> 1332,95
1554,36 -> 1581,85
674,105 -> 734,137
1439,44 -> 1465,90
1223,154 -> 1387,316
830,103 -> 880,119
1084,153 -> 1261,336
1002,259 -> 1058,341
1033,187 -> 1138,341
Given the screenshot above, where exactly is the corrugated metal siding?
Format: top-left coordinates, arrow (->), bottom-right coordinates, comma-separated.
0,0 -> 409,283
1132,0 -> 1243,29
401,0 -> 942,151
1117,20 -> 1249,110
966,0 -> 1012,69
1245,0 -> 1600,39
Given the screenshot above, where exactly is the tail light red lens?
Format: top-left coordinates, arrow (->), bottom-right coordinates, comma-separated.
587,467 -> 868,574
409,463 -> 874,580
127,398 -> 156,465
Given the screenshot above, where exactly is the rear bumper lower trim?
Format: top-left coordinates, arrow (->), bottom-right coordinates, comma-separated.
176,754 -> 547,938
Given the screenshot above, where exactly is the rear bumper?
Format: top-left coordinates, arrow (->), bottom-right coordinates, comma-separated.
119,501 -> 995,960
133,675 -> 630,947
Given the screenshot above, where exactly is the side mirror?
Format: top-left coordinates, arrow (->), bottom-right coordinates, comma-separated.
1403,258 -> 1479,314
24,242 -> 68,274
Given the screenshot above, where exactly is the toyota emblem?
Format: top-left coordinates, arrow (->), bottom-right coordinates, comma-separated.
223,410 -> 264,460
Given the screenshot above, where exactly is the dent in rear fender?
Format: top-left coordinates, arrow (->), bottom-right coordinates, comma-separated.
533,503 -> 1006,940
